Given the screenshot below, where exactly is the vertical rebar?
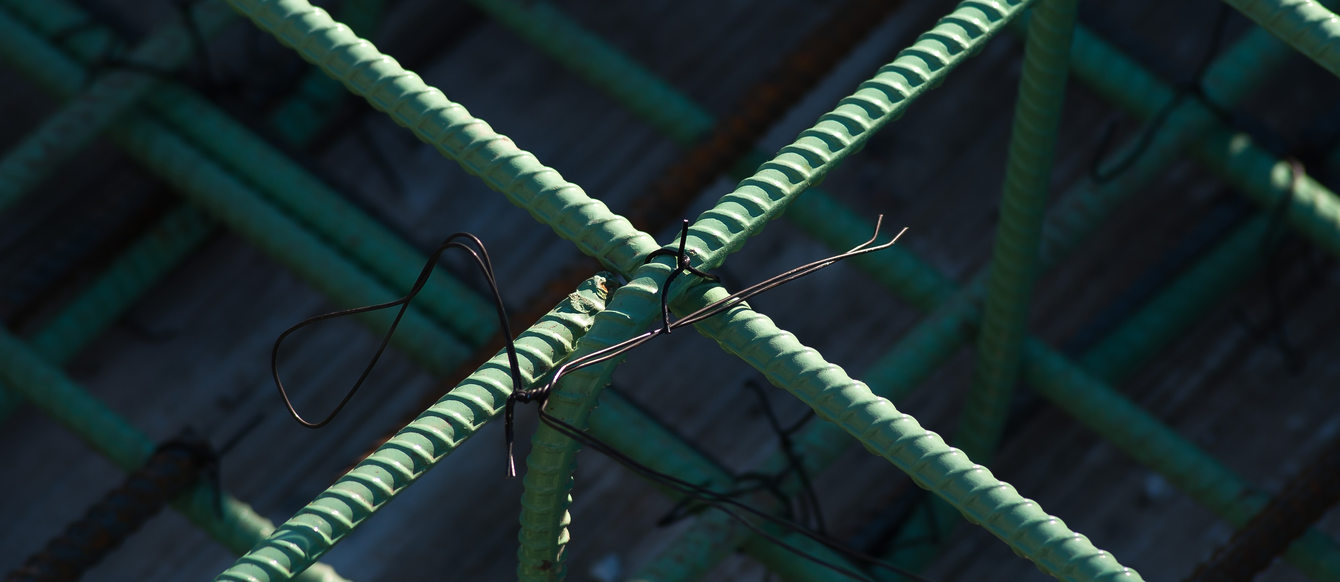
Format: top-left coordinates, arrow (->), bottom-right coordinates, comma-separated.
517,1 -> 1042,578
958,0 -> 1078,463
213,276 -> 610,582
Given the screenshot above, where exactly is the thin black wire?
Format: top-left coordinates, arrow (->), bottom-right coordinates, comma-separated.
1089,2 -> 1233,183
1234,160 -> 1310,373
506,217 -> 907,475
270,218 -> 918,580
537,408 -> 936,582
272,232 -> 519,429
644,219 -> 721,334
743,378 -> 825,534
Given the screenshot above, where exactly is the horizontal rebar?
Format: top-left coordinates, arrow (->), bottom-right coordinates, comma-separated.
213,275 -> 610,581
3,0 -> 499,345
510,1 -> 1147,580
0,325 -> 346,582
630,12 -> 1340,581
0,6 -> 470,376
0,205 -> 216,422
1221,0 -> 1340,79
221,0 -> 659,276
0,0 -> 235,214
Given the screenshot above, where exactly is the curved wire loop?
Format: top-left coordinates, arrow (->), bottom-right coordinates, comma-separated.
504,215 -> 906,476
272,232 -> 520,429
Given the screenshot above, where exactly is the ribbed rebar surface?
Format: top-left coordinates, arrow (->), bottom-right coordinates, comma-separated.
214,275 -> 610,581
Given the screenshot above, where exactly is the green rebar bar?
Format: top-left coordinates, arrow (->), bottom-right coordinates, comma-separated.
518,1 -> 1059,578
0,326 -> 346,582
0,0 -> 235,213
2,0 -> 498,345
1221,0 -> 1340,79
1063,9 -> 1340,261
213,275 -> 610,582
862,20 -> 1340,579
460,0 -> 713,145
0,205 -> 216,422
690,284 -> 1141,582
633,14 -> 1340,581
220,0 -> 660,276
0,7 -> 469,376
468,0 -> 953,314
267,0 -> 385,142
591,392 -> 866,582
958,0 -> 1078,463
1079,215 -> 1270,383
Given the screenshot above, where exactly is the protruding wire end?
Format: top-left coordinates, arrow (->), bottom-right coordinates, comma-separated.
505,395 -> 519,479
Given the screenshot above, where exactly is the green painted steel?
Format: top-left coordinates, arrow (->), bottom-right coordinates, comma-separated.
692,287 -> 1141,582
958,0 -> 1078,463
267,0 -> 386,141
592,393 -> 866,582
1079,215 -> 1270,383
626,13 -> 1340,581
0,327 -> 347,582
1223,0 -> 1340,78
0,205 -> 216,421
1064,7 -> 1340,261
214,275 -> 610,582
503,2 -> 1281,577
0,0 -> 235,213
460,0 -> 713,145
3,0 -> 498,345
0,7 -> 470,375
864,20 -> 1340,580
468,0 -> 951,313
219,0 -> 659,276
511,2 -> 1142,580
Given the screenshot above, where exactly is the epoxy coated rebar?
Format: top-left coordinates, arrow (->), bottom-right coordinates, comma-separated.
625,0 -> 902,232
519,1 -> 1049,579
267,0 -> 385,141
591,392 -> 866,582
0,205 -> 215,422
1063,6 -> 1340,261
691,286 -> 1141,582
0,326 -> 346,582
0,7 -> 470,375
220,0 -> 659,276
461,0 -> 713,145
3,0 -> 499,345
958,0 -> 1077,463
471,0 -> 952,313
213,275 -> 611,582
861,20 -> 1340,579
0,0 -> 235,213
1080,215 -> 1270,383
1221,0 -> 1340,79
638,15 -> 1340,580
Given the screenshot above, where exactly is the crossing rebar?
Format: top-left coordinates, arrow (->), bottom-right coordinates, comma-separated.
213,276 -> 609,581
0,0 -> 235,213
